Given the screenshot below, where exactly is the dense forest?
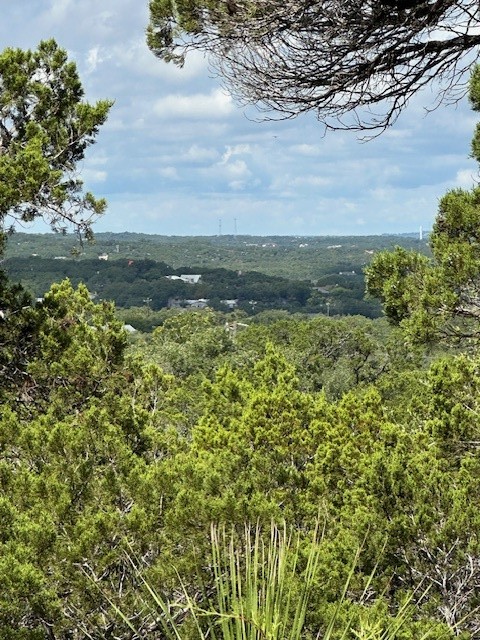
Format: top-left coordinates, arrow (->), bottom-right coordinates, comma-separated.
2,233 -> 428,319
3,26 -> 480,640
1,269 -> 477,639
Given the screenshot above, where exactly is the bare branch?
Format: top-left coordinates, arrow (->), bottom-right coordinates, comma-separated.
148,0 -> 480,131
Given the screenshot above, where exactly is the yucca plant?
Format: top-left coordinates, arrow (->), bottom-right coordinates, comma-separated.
206,522 -> 319,640
103,522 -> 455,640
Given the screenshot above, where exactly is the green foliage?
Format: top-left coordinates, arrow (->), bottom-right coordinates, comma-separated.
2,232 -> 431,323
0,279 -> 186,637
109,522 -> 453,640
0,277 -> 478,637
115,305 -> 171,332
225,315 -> 420,398
112,523 -> 325,640
0,40 -> 111,239
366,63 -> 480,347
426,354 -> 480,453
365,248 -> 430,325
138,308 -> 234,378
4,256 -> 316,314
22,280 -> 127,415
0,268 -> 42,399
5,231 -> 428,284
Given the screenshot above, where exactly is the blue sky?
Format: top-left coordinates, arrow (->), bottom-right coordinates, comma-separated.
1,0 -> 479,236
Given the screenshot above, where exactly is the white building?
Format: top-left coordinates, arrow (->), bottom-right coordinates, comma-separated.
165,274 -> 202,284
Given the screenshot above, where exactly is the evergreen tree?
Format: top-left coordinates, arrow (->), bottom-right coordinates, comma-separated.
366,64 -> 480,347
0,40 -> 111,241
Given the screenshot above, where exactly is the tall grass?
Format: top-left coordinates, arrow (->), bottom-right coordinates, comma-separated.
104,523 -> 453,640
206,523 -> 320,640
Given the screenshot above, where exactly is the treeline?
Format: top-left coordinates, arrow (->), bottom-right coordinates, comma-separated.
3,256 -> 382,317
5,231 -> 430,281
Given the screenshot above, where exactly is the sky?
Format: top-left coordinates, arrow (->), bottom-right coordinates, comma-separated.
0,0 -> 479,237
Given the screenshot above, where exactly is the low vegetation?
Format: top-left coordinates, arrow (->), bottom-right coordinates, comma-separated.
3,38 -> 480,640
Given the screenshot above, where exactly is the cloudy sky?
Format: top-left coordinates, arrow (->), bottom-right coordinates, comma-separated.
1,1 -> 479,236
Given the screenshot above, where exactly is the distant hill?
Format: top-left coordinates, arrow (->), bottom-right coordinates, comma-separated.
3,232 -> 430,281
1,232 -> 430,318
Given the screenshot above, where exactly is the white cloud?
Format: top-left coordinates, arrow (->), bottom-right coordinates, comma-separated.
153,89 -> 234,120
197,157 -> 253,192
5,0 -> 479,236
225,160 -> 251,179
269,173 -> 331,194
114,39 -> 209,81
182,145 -> 219,162
158,166 -> 179,180
48,0 -> 73,22
290,143 -> 321,156
83,168 -> 108,183
382,128 -> 412,140
454,168 -> 478,188
369,186 -> 395,201
381,165 -> 402,179
221,144 -> 251,164
290,175 -> 332,187
229,180 -> 248,190
85,46 -> 104,74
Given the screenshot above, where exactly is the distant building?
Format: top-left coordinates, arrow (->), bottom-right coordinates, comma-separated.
167,298 -> 210,309
166,274 -> 202,284
185,299 -> 209,309
180,274 -> 202,284
221,299 -> 239,309
98,253 -> 109,261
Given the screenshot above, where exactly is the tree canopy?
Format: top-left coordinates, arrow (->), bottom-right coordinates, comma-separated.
0,39 -> 112,240
147,0 -> 480,132
366,64 -> 480,345
6,15 -> 480,640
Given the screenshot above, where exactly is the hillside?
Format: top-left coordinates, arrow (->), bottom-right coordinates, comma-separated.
4,232 -> 429,280
2,232 -> 430,318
